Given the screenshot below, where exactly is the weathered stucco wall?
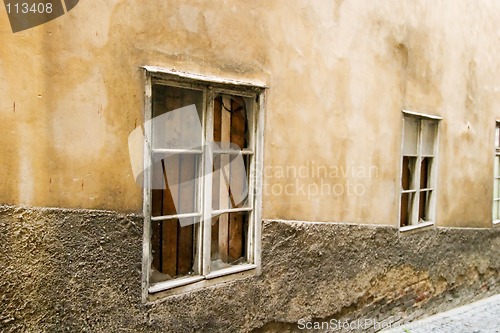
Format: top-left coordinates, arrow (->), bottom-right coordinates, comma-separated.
0,205 -> 498,332
2,1 -> 500,226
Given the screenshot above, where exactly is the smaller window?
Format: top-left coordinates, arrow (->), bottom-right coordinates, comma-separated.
400,113 -> 440,230
492,122 -> 500,224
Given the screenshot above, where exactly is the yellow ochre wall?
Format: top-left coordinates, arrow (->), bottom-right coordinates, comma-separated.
1,1 -> 500,228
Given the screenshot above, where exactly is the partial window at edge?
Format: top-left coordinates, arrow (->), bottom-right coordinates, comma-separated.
492,122 -> 500,224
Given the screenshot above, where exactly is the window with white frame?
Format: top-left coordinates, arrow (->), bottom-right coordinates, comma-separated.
141,67 -> 265,296
493,122 -> 500,224
400,112 -> 440,230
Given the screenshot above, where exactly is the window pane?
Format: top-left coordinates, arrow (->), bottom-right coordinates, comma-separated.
401,156 -> 417,190
494,179 -> 500,200
151,85 -> 203,149
422,121 -> 436,156
418,190 -> 432,222
400,192 -> 415,227
211,212 -> 249,270
497,180 -> 500,202
420,157 -> 432,189
161,156 -> 179,216
493,200 -> 500,221
212,154 -> 250,210
151,154 -> 200,216
150,218 -> 200,282
177,154 -> 200,215
151,219 -> 161,279
213,94 -> 251,150
151,160 -> 167,216
495,155 -> 500,178
496,124 -> 500,148
403,117 -> 418,155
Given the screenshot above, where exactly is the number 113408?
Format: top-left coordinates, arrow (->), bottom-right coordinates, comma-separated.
6,2 -> 53,14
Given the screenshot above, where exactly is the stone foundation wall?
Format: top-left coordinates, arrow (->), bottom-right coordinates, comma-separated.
1,205 -> 498,332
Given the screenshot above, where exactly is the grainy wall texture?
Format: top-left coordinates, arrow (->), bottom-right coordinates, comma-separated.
1,205 -> 498,332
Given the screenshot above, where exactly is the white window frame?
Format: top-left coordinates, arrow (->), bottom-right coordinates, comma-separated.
493,121 -> 500,225
140,66 -> 266,300
399,110 -> 441,232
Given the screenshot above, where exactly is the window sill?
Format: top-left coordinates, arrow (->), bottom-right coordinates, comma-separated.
402,109 -> 443,120
493,220 -> 500,225
205,264 -> 257,280
399,221 -> 434,232
148,275 -> 204,294
148,264 -> 257,294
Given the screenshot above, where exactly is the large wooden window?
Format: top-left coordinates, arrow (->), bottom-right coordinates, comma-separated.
493,122 -> 500,224
400,112 -> 440,230
142,68 -> 265,296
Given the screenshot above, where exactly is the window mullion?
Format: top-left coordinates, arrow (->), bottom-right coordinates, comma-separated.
246,97 -> 258,264
202,89 -> 215,276
252,92 -> 265,267
142,73 -> 153,301
412,121 -> 423,225
248,97 -> 257,212
194,89 -> 207,276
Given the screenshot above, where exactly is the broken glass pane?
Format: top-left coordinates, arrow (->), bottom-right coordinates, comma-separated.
210,212 -> 248,270
418,190 -> 432,222
420,157 -> 432,189
150,218 -> 200,282
213,94 -> 251,150
400,192 -> 415,227
212,154 -> 250,211
401,156 -> 417,190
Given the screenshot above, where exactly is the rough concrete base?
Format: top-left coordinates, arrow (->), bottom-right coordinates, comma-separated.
1,205 -> 498,332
